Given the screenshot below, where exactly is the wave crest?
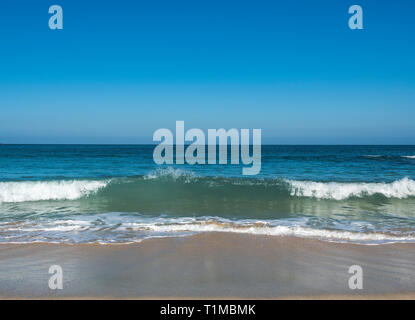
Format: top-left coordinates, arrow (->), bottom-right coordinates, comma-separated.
1,175 -> 415,204
287,177 -> 415,200
0,180 -> 109,203
144,167 -> 196,182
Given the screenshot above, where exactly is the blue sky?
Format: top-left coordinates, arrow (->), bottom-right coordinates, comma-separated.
0,0 -> 414,144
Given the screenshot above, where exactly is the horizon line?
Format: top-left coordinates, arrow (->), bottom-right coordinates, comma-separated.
1,143 -> 415,146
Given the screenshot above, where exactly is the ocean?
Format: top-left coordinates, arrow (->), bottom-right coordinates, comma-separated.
0,145 -> 415,244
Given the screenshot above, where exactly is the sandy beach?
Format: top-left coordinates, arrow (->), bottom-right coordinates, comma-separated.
0,233 -> 414,299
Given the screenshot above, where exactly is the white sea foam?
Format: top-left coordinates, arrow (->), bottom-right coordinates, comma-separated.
144,167 -> 196,181
134,221 -> 415,243
287,177 -> 415,200
402,155 -> 415,159
0,180 -> 109,203
3,215 -> 415,244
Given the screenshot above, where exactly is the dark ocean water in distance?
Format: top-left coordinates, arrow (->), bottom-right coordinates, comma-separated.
0,145 -> 415,244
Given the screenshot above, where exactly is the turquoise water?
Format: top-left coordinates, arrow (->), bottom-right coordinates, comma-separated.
1,145 -> 415,244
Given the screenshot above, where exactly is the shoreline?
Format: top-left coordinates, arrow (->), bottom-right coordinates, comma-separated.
0,233 -> 414,299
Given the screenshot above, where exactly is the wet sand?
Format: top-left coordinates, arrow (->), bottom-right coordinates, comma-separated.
0,233 -> 414,299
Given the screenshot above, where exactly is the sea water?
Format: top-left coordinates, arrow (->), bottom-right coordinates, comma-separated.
0,145 -> 415,244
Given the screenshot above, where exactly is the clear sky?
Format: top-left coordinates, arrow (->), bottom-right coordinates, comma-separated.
0,0 -> 414,144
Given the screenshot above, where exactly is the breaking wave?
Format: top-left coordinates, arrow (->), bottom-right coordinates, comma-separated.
0,180 -> 109,203
288,177 -> 415,200
0,171 -> 415,205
